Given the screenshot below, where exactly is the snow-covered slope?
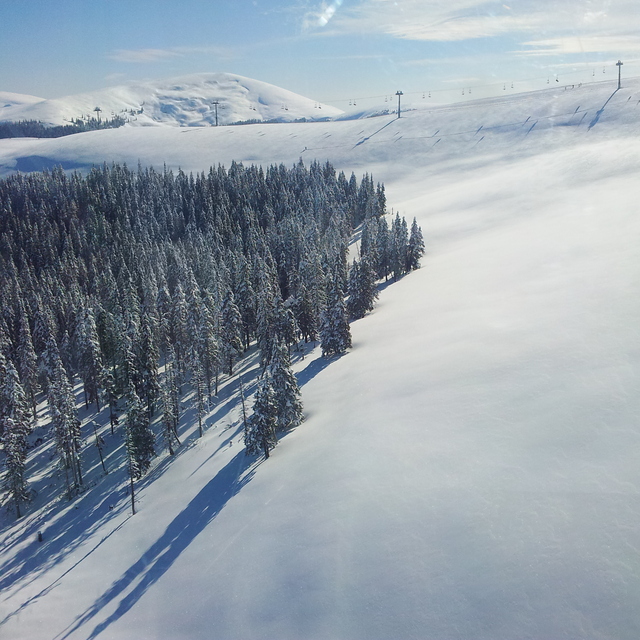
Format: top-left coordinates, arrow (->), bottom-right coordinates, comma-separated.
2,79 -> 640,639
1,78 -> 639,178
0,73 -> 342,128
0,91 -> 45,112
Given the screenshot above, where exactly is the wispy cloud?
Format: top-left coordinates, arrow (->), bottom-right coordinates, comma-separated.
108,45 -> 235,64
108,48 -> 184,63
325,0 -> 640,56
518,35 -> 640,57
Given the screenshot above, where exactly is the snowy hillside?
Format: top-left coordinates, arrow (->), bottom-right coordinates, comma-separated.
1,77 -> 639,177
0,72 -> 342,128
0,92 -> 45,110
2,78 -> 640,639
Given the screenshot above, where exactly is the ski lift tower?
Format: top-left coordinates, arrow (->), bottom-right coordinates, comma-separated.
93,106 -> 102,123
395,91 -> 403,118
617,60 -> 623,90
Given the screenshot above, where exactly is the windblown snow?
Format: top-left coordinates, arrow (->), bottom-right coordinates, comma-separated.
2,76 -> 640,640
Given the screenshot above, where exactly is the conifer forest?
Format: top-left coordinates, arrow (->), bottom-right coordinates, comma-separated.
0,161 -> 423,518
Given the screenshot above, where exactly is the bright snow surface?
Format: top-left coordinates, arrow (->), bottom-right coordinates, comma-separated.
2,78 -> 640,639
0,73 -> 342,128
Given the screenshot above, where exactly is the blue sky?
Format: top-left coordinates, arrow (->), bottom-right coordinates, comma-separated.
2,0 -> 639,108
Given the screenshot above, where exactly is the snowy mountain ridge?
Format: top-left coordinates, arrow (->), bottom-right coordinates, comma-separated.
0,72 -> 343,128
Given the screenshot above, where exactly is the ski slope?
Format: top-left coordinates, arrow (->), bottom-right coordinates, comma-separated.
2,78 -> 640,639
0,73 -> 342,129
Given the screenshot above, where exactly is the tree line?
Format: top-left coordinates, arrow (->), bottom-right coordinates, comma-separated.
0,160 -> 423,518
0,116 -> 127,139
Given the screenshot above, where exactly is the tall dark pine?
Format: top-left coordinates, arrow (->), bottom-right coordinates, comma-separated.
0,354 -> 32,518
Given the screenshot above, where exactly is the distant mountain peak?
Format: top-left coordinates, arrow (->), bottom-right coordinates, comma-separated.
0,73 -> 343,127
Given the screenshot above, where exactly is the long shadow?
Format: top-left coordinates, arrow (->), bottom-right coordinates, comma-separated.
0,463 -> 130,600
296,352 -> 341,387
0,515 -> 132,627
54,451 -> 255,640
588,88 -> 619,129
353,118 -> 397,148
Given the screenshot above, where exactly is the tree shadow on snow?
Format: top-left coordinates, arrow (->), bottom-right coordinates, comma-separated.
53,450 -> 256,640
296,352 -> 343,387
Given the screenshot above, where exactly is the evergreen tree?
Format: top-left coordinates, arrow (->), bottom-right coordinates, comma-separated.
191,351 -> 207,438
125,385 -> 155,478
160,381 -> 180,455
76,306 -> 103,411
268,340 -> 304,432
390,213 -> 409,281
16,304 -> 39,419
220,289 -> 243,375
346,257 -> 379,320
244,378 -> 277,458
170,282 -> 189,376
0,354 -> 32,518
198,293 -> 219,400
138,312 -> 160,417
320,269 -> 352,357
47,342 -> 83,498
407,217 -> 425,271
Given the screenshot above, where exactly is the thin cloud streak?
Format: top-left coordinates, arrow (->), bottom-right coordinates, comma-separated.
108,45 -> 236,64
326,0 -> 640,56
108,49 -> 184,63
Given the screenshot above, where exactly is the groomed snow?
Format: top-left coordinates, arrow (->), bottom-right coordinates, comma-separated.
1,77 -> 640,639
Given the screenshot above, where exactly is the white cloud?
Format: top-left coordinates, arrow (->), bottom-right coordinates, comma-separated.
108,45 -> 236,64
519,35 -> 640,56
108,48 -> 184,63
326,0 -> 640,56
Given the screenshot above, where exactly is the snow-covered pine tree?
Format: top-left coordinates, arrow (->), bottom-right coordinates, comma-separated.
268,340 -> 303,432
390,213 -> 409,281
346,256 -> 379,320
245,377 -> 278,459
138,312 -> 160,418
220,289 -> 243,375
320,267 -> 352,358
235,260 -> 257,351
76,306 -> 104,412
102,367 -> 119,435
170,281 -> 189,376
46,338 -> 83,499
15,303 -> 39,419
407,217 -> 425,271
125,384 -> 155,478
0,353 -> 32,518
191,351 -> 207,438
160,377 -> 180,456
375,216 -> 391,281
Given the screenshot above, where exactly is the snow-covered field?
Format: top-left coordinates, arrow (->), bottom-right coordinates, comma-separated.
2,77 -> 640,639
